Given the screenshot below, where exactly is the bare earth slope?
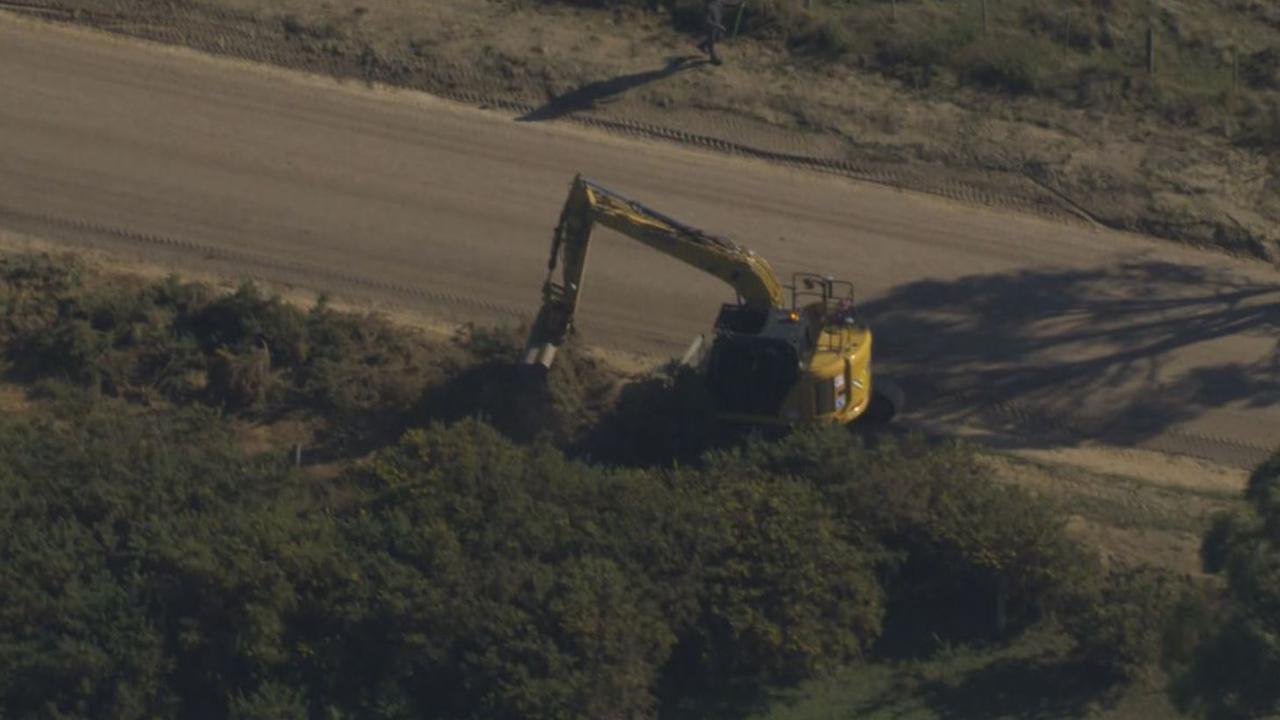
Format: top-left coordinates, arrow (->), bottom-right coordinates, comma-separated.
0,13 -> 1276,469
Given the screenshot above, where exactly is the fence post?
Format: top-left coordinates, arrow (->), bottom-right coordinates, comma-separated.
1146,19 -> 1156,74
1225,44 -> 1239,138
294,443 -> 302,467
981,0 -> 988,36
1231,44 -> 1239,97
890,0 -> 896,23
995,575 -> 1009,636
732,1 -> 747,37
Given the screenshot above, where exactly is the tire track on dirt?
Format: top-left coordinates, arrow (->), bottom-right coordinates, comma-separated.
0,205 -> 529,319
913,381 -> 1276,470
0,0 -> 1099,230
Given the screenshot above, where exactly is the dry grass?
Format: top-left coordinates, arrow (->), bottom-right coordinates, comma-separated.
983,452 -> 1243,576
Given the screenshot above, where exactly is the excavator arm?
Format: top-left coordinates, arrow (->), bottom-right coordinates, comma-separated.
521,174 -> 785,368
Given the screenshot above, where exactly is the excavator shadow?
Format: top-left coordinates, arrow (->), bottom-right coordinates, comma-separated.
516,56 -> 707,122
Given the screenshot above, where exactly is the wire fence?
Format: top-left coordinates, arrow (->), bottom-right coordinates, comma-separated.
718,0 -> 1270,103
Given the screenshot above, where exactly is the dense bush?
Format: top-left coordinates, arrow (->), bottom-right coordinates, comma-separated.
416,323 -> 619,448
1063,566 -> 1213,684
0,405 -> 896,718
335,420 -> 885,716
1,253 -> 450,429
330,421 -> 680,719
0,391 -> 1092,718
664,465 -> 884,685
956,37 -> 1048,95
0,252 -> 1110,717
1174,450 -> 1280,719
710,429 -> 1097,649
0,401 -> 346,720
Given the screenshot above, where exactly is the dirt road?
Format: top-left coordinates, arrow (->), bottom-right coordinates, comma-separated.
1,13 -> 1277,469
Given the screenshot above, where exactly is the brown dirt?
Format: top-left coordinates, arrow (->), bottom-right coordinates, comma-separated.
1,0 -> 1274,260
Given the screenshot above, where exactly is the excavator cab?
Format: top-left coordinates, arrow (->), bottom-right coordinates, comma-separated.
698,272 -> 875,427
704,314 -> 800,418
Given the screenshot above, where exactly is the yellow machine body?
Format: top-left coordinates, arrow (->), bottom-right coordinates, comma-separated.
522,174 -> 877,428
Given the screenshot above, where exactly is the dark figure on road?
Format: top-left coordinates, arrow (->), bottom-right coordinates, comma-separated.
697,0 -> 728,65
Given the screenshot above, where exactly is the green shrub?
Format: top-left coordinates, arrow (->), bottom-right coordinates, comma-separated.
27,318 -> 109,388
0,396 -> 1098,717
229,682 -> 309,720
956,37 -> 1050,95
207,344 -> 275,410
779,7 -> 852,58
710,429 -> 1097,649
1233,96 -> 1280,150
0,251 -> 1110,715
1,253 -> 448,440
0,403 -> 346,719
336,421 -> 677,718
1063,566 -> 1212,683
0,252 -> 82,340
666,467 -> 885,685
1073,59 -> 1132,109
1241,47 -> 1280,91
873,23 -> 977,88
332,420 -> 887,715
298,299 -> 446,418
184,282 -> 308,368
1176,450 -> 1280,719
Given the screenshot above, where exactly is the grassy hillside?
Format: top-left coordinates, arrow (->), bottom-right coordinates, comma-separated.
662,0 -> 1278,131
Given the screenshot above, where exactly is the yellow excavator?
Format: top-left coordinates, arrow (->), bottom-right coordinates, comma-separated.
521,174 -> 900,428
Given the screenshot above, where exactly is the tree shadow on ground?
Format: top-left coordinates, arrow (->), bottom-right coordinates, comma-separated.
859,258 -> 1280,456
517,56 -> 706,122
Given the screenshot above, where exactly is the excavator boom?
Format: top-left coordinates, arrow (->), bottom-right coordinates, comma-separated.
522,175 -> 785,368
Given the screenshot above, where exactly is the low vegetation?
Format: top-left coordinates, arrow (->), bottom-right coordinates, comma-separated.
579,0 -> 1279,141
0,251 -> 1277,719
0,252 -> 455,448
1176,453 -> 1280,719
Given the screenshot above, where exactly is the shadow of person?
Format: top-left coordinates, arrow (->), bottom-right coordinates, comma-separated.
517,56 -> 706,122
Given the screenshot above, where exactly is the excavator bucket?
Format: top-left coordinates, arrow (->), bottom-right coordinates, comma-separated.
520,296 -> 570,370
